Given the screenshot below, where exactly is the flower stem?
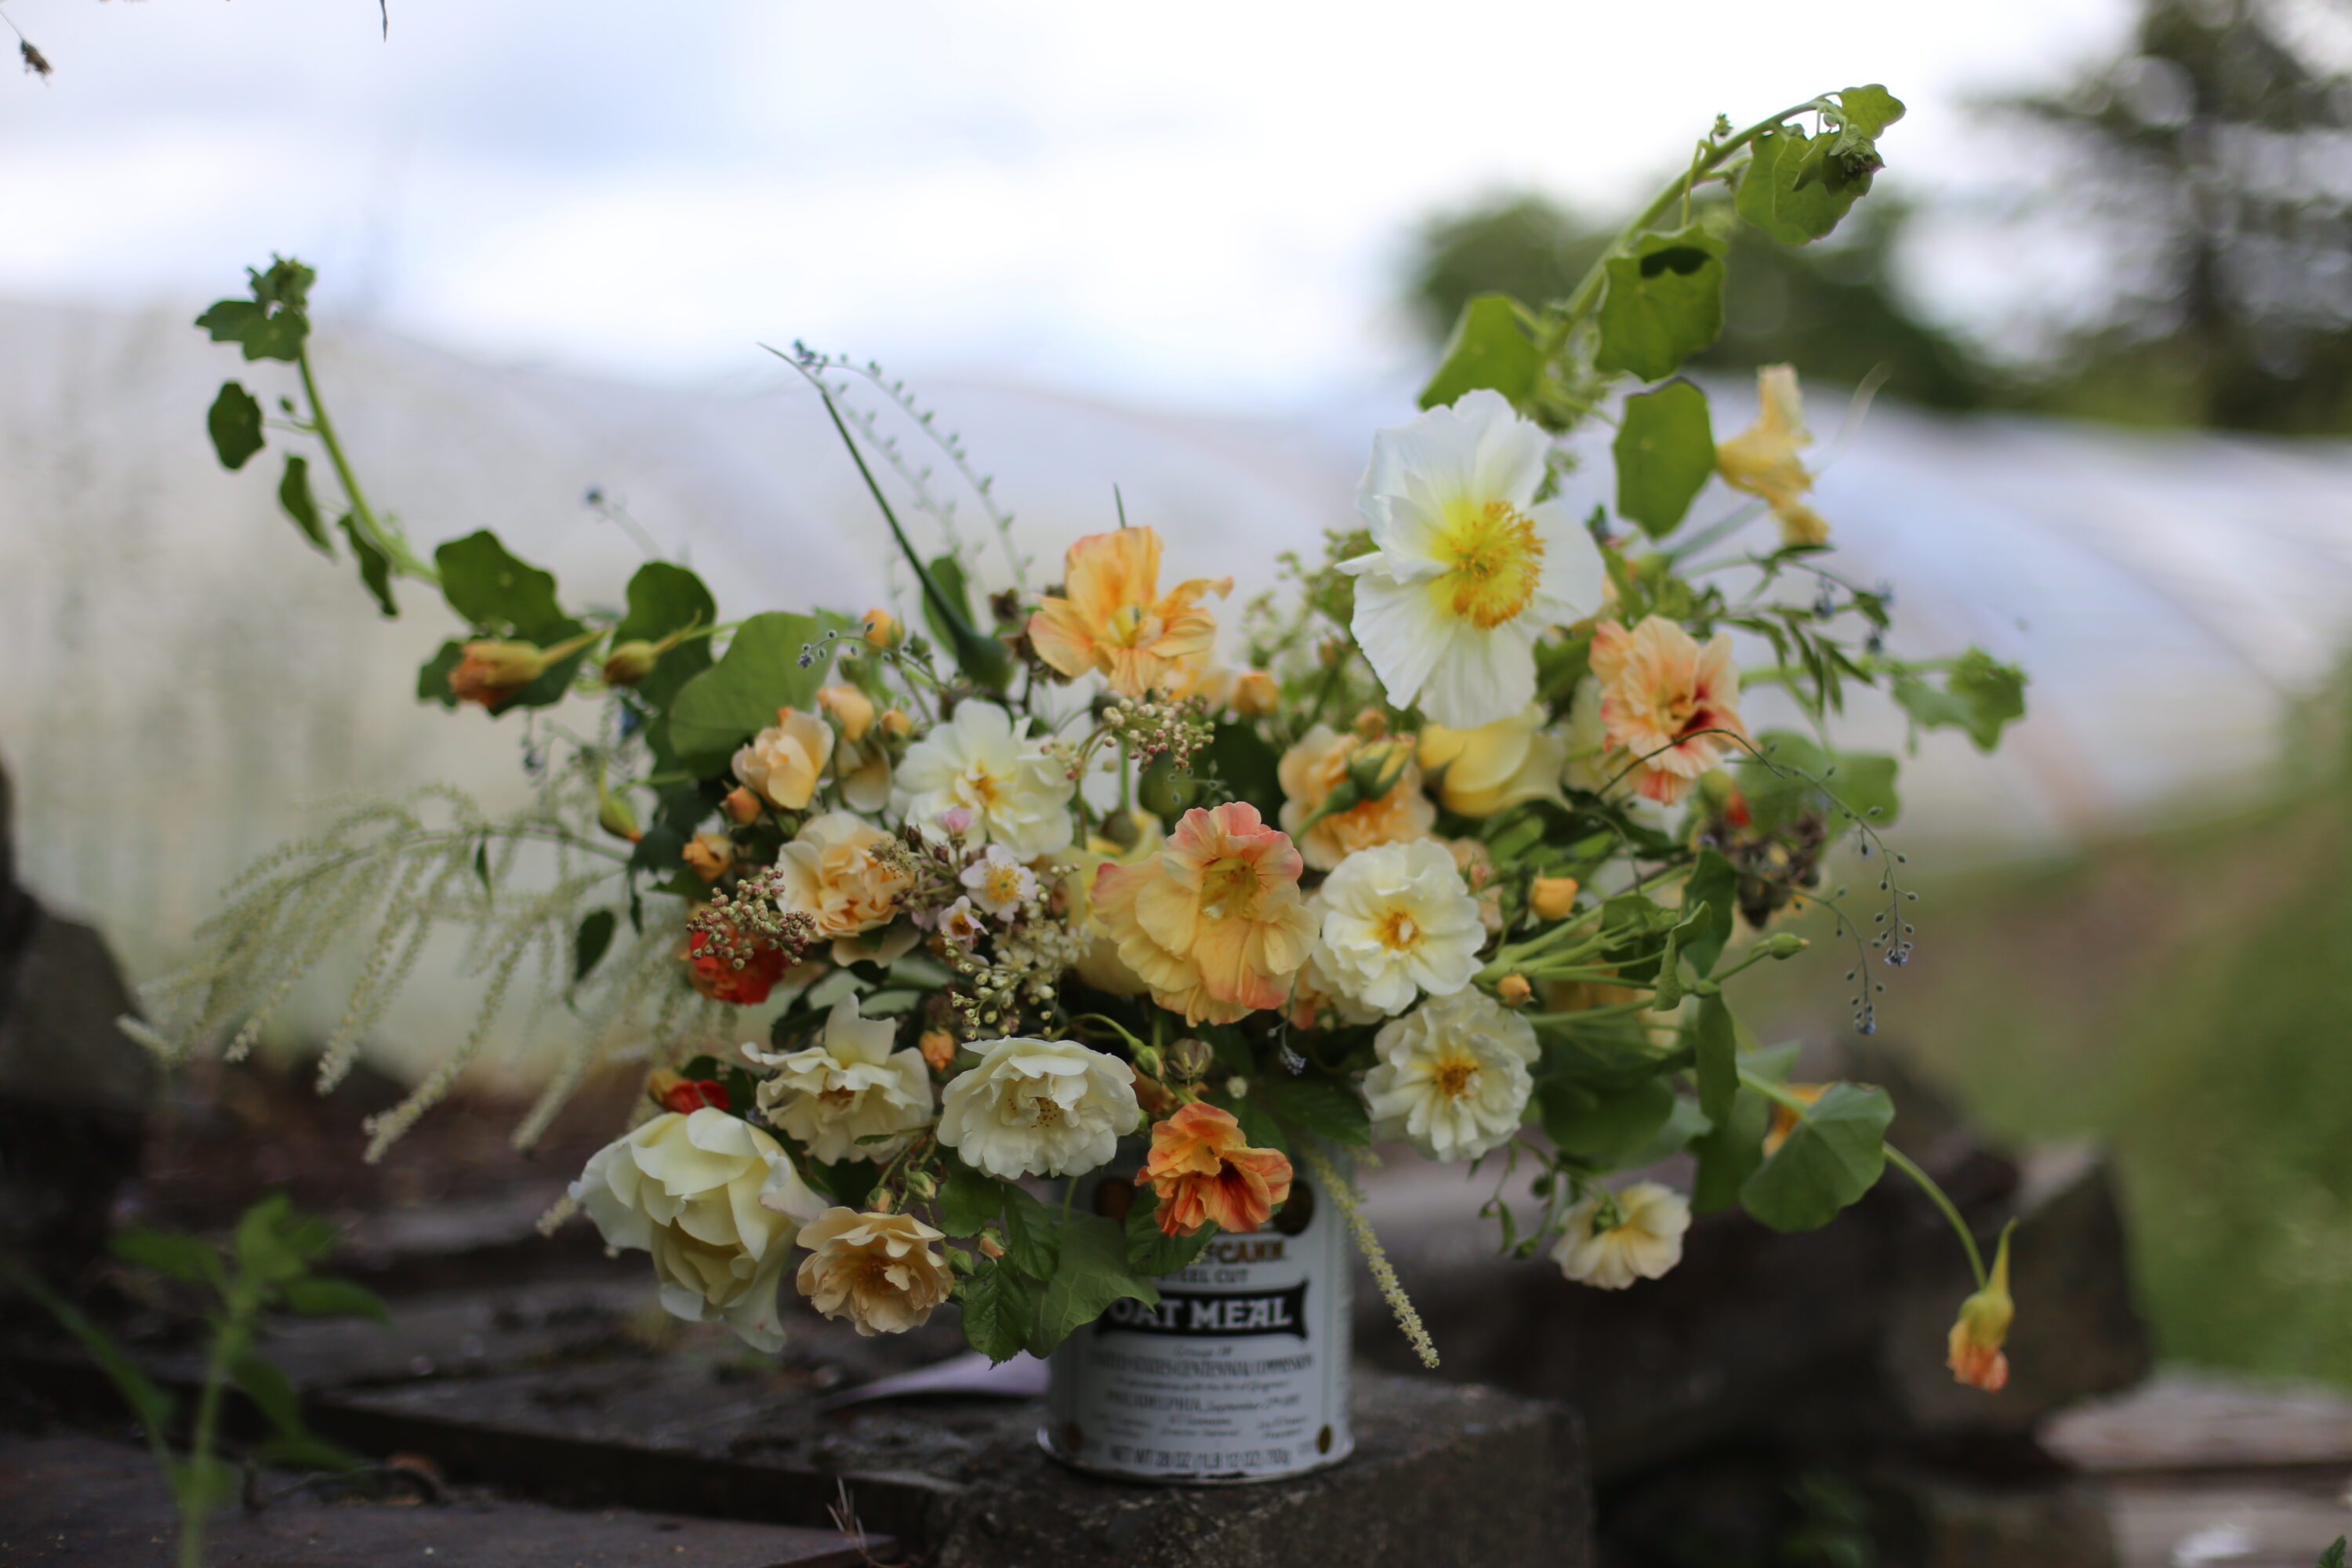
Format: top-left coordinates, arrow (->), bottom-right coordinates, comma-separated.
297,346 -> 437,584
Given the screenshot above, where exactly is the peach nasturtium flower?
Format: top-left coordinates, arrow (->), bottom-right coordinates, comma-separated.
1028,526 -> 1232,698
1092,802 -> 1316,1025
1589,615 -> 1751,804
1716,365 -> 1831,547
1947,1223 -> 2016,1392
1138,1102 -> 1294,1237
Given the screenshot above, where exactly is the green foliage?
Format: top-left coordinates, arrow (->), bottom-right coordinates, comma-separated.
938,1157 -> 1013,1238
1541,1073 -> 1675,1164
1595,227 -> 1727,381
1691,1042 -> 1796,1214
1419,293 -> 1543,411
665,610 -> 843,775
1740,731 -> 1900,830
957,1259 -> 1036,1363
959,1185 -> 1163,1362
1682,848 -> 1740,975
206,382 -> 265,471
2314,1537 -> 2345,1568
1613,379 -> 1715,537
918,552 -> 978,658
572,908 -> 617,982
430,530 -> 584,706
612,561 -> 717,711
1739,1082 -> 1893,1232
337,513 -> 397,618
276,455 -> 332,555
1124,1189 -> 1218,1276
1693,992 -> 1739,1127
1197,722 -> 1283,813
194,256 -> 314,362
1252,1069 -> 1370,1146
1736,124 -> 1879,246
1893,650 -> 2027,752
1030,1210 -> 1157,1356
12,1195 -> 382,1568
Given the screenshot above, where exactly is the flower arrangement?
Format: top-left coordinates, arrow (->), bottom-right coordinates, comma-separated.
141,85 -> 2031,1391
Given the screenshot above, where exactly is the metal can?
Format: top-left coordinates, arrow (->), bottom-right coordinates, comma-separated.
1041,1145 -> 1354,1483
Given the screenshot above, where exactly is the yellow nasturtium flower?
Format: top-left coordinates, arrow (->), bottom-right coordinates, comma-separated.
1028,526 -> 1230,699
1947,1223 -> 2016,1393
1716,365 -> 1831,547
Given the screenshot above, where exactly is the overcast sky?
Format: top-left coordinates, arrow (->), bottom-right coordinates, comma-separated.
0,0 -> 2136,408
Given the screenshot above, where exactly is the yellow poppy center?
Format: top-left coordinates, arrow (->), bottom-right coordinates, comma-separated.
1430,1053 -> 1482,1102
1436,499 -> 1544,630
1374,906 -> 1421,952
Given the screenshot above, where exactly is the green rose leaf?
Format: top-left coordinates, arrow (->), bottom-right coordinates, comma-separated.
1613,378 -> 1716,538
957,1260 -> 1036,1363
1419,292 -> 1544,412
1001,1185 -> 1063,1280
1737,125 -> 1876,246
1124,1189 -> 1218,1277
1892,649 -> 2027,753
1837,85 -> 1906,140
1690,1041 -> 1795,1214
1593,228 -> 1726,383
336,514 -> 397,619
1739,1081 -> 1893,1232
1739,731 -> 1900,832
206,382 -> 266,471
663,610 -> 844,776
572,909 -> 617,983
939,1158 -> 1012,1239
275,454 -> 332,555
612,561 -> 717,711
1538,1073 -> 1675,1164
1199,721 -> 1283,813
1206,1085 -> 1288,1156
1252,1069 -> 1370,1147
1029,1209 -> 1157,1357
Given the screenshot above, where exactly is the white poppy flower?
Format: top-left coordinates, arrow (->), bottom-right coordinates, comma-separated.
893,703 -> 1076,860
1310,840 -> 1486,1016
1340,390 -> 1607,728
937,1036 -> 1142,1180
743,993 -> 935,1164
960,844 -> 1039,919
568,1108 -> 823,1352
1552,1181 -> 1691,1290
1363,988 -> 1538,1162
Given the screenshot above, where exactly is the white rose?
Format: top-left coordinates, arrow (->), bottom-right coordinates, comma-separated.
1310,840 -> 1486,1016
743,993 -> 935,1164
937,1036 -> 1141,1180
1363,988 -> 1538,1162
568,1108 -> 823,1352
892,703 -> 1075,860
1552,1181 -> 1691,1290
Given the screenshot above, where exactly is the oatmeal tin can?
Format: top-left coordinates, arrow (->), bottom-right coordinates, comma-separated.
1040,1148 -> 1353,1483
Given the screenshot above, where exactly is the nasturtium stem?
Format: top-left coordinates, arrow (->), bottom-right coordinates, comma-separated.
297,347 -> 438,584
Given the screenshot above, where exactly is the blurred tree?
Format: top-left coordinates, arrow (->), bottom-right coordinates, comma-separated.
2002,0 -> 2352,432
1406,192 -> 1997,410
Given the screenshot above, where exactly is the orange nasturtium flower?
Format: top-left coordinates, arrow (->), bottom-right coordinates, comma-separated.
1028,526 -> 1231,699
1092,802 -> 1316,1025
1947,1223 -> 2016,1392
1138,1102 -> 1294,1237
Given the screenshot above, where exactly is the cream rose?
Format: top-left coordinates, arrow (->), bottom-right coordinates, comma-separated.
734,708 -> 834,811
771,811 -> 912,939
568,1108 -> 822,1352
937,1036 -> 1141,1180
1363,989 -> 1538,1163
744,994 -> 934,1164
795,1208 -> 956,1336
1309,840 -> 1485,1016
893,703 -> 1075,860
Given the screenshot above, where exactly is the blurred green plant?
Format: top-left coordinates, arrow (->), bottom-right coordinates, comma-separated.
1406,191 -> 1995,412
7,1194 -> 388,1568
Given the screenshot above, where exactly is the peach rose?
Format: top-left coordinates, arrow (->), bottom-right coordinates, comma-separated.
771,811 -> 911,939
733,707 -> 834,811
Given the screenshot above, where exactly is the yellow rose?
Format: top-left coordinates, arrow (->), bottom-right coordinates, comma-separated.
733,708 -> 833,811
772,811 -> 911,938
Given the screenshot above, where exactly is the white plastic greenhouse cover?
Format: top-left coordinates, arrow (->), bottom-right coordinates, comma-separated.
7,297 -> 2351,1071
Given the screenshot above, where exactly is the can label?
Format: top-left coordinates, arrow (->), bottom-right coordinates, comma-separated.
1041,1153 -> 1353,1483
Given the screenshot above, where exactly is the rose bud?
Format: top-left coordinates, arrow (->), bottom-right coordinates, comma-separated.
723,786 -> 763,825
682,832 -> 735,883
602,640 -> 661,687
818,683 -> 877,744
1230,670 -> 1280,717
1530,877 -> 1581,922
862,608 -> 901,649
1497,974 -> 1533,1007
